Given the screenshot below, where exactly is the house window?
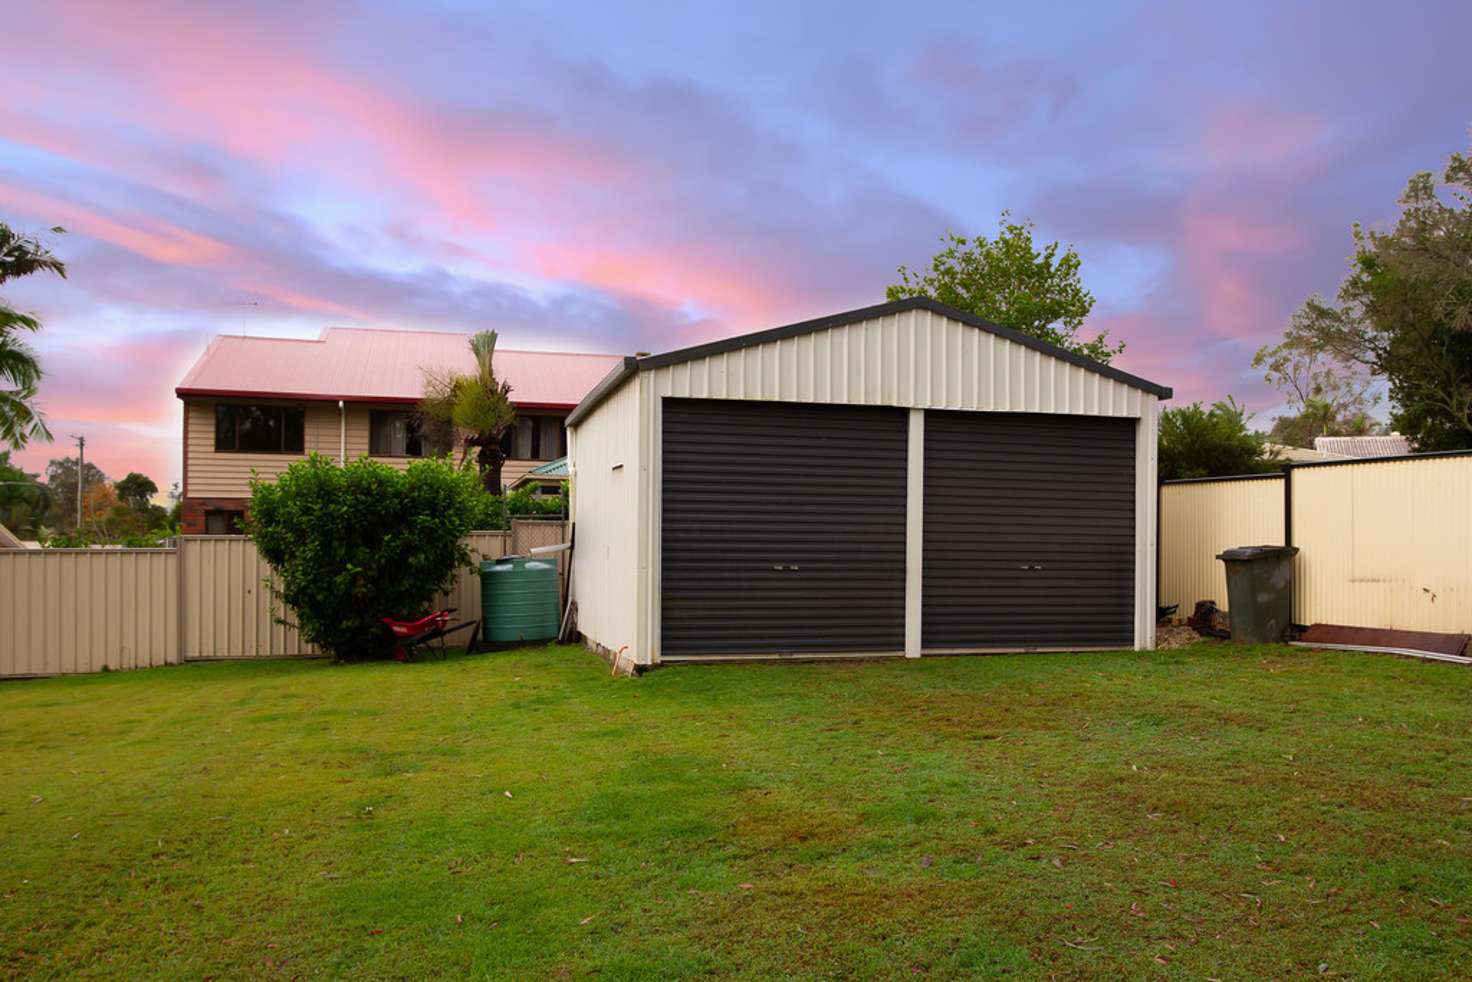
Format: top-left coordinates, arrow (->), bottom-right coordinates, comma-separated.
214,405 -> 305,453
205,509 -> 245,535
499,415 -> 567,460
369,411 -> 423,457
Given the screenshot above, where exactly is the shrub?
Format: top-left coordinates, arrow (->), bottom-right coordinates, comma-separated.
466,480 -> 568,529
249,454 -> 482,660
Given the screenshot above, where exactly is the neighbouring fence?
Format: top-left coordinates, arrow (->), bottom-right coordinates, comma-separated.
0,549 -> 178,676
1159,475 -> 1284,618
1161,452 -> 1472,635
1,521 -> 566,677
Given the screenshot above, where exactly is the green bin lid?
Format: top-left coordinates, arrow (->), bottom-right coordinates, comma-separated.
1217,545 -> 1299,561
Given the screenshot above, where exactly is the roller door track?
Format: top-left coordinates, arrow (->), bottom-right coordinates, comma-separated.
660,399 -> 908,658
923,411 -> 1136,650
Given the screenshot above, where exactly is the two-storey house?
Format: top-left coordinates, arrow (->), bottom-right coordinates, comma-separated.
175,327 -> 623,534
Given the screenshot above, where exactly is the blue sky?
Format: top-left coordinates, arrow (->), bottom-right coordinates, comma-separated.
3,0 -> 1469,484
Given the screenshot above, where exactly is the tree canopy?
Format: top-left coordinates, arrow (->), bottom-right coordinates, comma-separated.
0,223 -> 66,449
1268,147 -> 1472,451
887,213 -> 1123,363
0,450 -> 47,537
1158,398 -> 1281,481
114,472 -> 159,511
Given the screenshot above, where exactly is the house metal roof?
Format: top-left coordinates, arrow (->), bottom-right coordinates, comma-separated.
176,327 -> 627,409
1312,434 -> 1413,458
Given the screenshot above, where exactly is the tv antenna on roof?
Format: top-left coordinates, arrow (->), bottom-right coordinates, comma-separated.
229,299 -> 260,337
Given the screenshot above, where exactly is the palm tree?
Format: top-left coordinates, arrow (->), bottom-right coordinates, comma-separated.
0,223 -> 66,449
419,330 -> 517,492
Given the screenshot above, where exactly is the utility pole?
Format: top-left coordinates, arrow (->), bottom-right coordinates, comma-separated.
73,434 -> 85,533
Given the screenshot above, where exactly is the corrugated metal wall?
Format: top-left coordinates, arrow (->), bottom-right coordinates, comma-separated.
1,525 -> 563,676
646,306 -> 1151,418
0,549 -> 178,676
1158,476 -> 1285,616
567,375 -> 643,665
1293,456 -> 1472,633
179,536 -> 318,659
573,305 -> 1163,666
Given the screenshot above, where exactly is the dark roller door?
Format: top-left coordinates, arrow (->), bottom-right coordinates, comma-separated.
923,411 -> 1136,649
661,399 -> 907,657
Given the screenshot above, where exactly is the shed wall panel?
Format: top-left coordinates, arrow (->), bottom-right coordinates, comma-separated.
567,375 -> 642,663
647,308 -> 1147,417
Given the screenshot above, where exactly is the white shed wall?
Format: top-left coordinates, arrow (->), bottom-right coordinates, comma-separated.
567,375 -> 643,666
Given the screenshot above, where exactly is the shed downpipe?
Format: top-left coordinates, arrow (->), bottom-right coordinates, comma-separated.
338,400 -> 346,464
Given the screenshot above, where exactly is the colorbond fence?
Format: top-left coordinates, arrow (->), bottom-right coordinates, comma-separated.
0,549 -> 178,676
1161,453 -> 1472,635
1158,475 -> 1285,617
0,521 -> 566,677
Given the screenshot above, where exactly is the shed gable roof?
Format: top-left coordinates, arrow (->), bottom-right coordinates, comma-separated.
568,297 -> 1171,425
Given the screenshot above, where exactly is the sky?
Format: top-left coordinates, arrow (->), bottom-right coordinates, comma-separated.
3,0 -> 1470,489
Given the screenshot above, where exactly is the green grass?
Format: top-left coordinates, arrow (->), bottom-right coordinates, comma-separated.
2,643 -> 1470,979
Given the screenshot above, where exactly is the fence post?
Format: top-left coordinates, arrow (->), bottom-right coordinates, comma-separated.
1283,463 -> 1295,627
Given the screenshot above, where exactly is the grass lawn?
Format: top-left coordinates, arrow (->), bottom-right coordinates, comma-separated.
2,643 -> 1470,979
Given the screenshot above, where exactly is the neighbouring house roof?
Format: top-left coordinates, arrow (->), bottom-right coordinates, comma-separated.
1313,434 -> 1412,458
1264,442 -> 1354,463
176,327 -> 627,409
0,522 -> 27,549
567,297 -> 1173,426
510,456 -> 569,489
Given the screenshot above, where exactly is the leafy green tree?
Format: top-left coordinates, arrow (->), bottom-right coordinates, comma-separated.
114,472 -> 159,512
1272,147 -> 1472,451
43,455 -> 107,533
249,455 -> 483,660
0,223 -> 66,449
1252,334 -> 1382,447
887,212 -> 1122,363
419,330 -> 517,492
1158,398 -> 1281,481
0,449 -> 48,536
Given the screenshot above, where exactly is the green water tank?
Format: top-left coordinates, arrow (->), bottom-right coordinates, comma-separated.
479,556 -> 560,643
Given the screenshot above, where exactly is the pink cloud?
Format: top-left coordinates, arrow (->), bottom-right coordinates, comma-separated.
0,183 -> 235,267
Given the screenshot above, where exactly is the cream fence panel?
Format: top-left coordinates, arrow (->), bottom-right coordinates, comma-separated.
1158,476 -> 1285,617
179,536 -> 317,659
2,526 -> 569,675
1293,456 -> 1472,634
0,549 -> 178,676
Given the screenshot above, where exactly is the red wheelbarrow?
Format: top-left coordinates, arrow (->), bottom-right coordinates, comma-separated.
381,609 -> 480,662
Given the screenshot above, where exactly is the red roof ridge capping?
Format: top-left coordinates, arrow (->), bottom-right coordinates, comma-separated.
176,326 -> 630,407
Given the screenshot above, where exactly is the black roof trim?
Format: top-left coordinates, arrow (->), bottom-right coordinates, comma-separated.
566,297 -> 1174,425
565,356 -> 638,426
1161,472 -> 1286,486
1283,448 -> 1472,471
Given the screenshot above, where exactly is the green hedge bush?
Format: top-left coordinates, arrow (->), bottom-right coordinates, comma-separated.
249,455 -> 482,660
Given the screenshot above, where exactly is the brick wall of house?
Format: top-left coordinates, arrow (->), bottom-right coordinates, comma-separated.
180,497 -> 251,535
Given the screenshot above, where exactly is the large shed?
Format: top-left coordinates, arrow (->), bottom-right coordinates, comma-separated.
566,297 -> 1171,671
